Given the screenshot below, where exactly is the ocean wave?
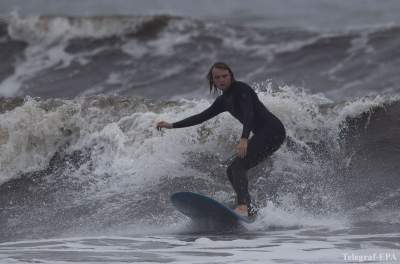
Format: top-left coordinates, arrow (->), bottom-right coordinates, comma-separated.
4,13 -> 179,43
0,14 -> 399,100
0,86 -> 399,239
339,99 -> 400,209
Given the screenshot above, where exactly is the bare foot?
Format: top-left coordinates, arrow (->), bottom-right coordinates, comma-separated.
234,205 -> 248,217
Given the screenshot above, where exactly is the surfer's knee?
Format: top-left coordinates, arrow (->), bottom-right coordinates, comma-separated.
233,158 -> 246,170
227,159 -> 246,179
226,163 -> 235,182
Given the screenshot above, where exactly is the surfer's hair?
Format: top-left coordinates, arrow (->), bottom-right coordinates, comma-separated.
207,62 -> 235,93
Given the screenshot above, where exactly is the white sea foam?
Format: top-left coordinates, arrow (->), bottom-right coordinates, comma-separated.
1,230 -> 399,264
0,83 -> 392,194
0,98 -> 79,184
0,83 -> 396,245
251,198 -> 348,230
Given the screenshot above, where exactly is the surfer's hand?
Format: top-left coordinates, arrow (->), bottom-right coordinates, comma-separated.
237,138 -> 248,158
156,121 -> 173,130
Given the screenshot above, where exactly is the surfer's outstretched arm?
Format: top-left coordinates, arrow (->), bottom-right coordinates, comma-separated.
156,96 -> 224,130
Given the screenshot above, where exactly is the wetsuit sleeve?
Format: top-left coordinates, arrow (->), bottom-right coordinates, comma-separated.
239,91 -> 255,139
172,97 -> 224,128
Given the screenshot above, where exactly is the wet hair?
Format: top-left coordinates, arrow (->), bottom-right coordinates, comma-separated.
207,62 -> 235,93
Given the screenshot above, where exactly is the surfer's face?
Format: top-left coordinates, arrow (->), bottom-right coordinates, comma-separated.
212,68 -> 232,91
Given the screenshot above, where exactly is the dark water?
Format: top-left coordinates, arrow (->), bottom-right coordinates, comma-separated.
0,14 -> 400,100
0,1 -> 399,263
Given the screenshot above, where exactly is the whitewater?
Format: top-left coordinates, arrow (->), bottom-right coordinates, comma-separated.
1,1 -> 400,263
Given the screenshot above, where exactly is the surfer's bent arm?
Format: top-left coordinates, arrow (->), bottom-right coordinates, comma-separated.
172,97 -> 224,128
239,91 -> 255,139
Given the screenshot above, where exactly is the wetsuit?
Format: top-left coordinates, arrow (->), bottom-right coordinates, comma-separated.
173,81 -> 286,215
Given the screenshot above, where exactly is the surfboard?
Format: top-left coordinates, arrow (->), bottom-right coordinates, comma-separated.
171,192 -> 253,231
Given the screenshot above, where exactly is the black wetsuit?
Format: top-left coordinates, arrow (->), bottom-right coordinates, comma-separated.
173,81 -> 286,214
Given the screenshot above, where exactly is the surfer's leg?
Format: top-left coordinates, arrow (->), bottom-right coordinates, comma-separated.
227,133 -> 270,198
227,157 -> 250,206
226,132 -> 268,211
227,131 -> 285,216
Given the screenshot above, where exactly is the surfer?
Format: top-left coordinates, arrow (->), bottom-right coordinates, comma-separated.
156,62 -> 286,217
